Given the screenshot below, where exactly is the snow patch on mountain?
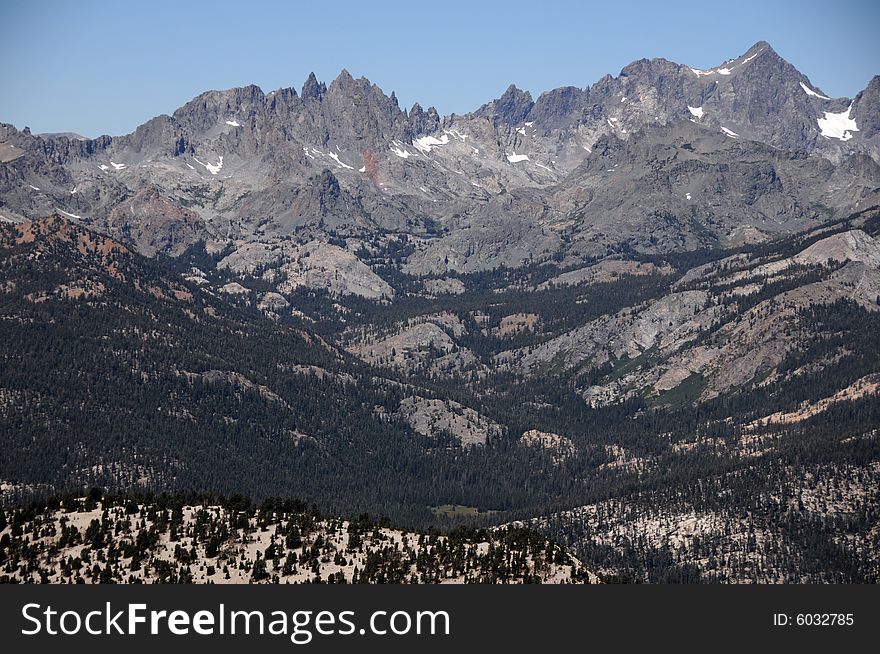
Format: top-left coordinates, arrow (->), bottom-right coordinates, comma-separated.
817,104 -> 858,141
205,157 -> 223,174
721,127 -> 739,138
327,152 -> 354,169
799,82 -> 831,100
690,49 -> 759,77
225,120 -> 241,127
194,156 -> 224,175
688,106 -> 704,119
412,133 -> 450,153
506,152 -> 530,163
739,50 -> 762,65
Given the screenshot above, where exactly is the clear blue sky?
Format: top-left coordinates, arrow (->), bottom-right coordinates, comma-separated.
2,0 -> 878,137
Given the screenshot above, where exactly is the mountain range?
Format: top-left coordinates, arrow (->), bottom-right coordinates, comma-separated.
1,41 -> 879,583
2,42 -> 878,272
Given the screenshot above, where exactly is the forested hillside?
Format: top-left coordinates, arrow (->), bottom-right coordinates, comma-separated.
2,212 -> 879,582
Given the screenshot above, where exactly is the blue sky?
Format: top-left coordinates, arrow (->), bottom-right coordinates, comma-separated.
2,0 -> 878,137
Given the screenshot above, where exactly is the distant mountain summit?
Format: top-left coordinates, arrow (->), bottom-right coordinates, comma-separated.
471,41 -> 871,159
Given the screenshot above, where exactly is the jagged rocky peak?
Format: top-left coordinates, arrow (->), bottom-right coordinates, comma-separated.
185,84 -> 265,112
301,72 -> 327,101
684,40 -> 777,75
1,121 -> 112,164
299,69 -> 406,112
303,69 -> 412,152
326,68 -> 394,103
2,40 -> 877,262
529,86 -> 589,129
408,102 -> 441,135
737,40 -> 776,62
476,84 -> 535,126
496,84 -> 535,123
329,67 -> 356,90
171,84 -> 267,132
707,40 -> 839,103
618,55 -> 685,80
853,75 -> 880,139
736,42 -> 805,82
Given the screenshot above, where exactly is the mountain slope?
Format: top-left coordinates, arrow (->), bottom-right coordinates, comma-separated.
0,492 -> 596,584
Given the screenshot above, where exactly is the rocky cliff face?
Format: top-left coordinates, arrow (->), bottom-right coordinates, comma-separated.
853,76 -> 880,140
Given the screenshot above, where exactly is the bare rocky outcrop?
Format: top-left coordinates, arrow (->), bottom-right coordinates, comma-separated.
396,396 -> 503,446
520,430 -> 577,463
502,289 -> 713,376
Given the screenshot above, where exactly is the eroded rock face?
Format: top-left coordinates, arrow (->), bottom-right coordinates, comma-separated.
396,396 -> 503,446
793,229 -> 880,268
276,240 -> 394,300
104,186 -> 208,256
217,238 -> 394,300
423,277 -> 466,295
257,291 -> 289,313
346,313 -> 478,376
352,322 -> 456,367
853,76 -> 880,140
503,289 -> 712,376
539,260 -> 673,289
